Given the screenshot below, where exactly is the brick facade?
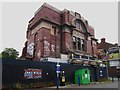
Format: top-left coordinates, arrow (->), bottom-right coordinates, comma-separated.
97,38 -> 117,59
21,3 -> 98,61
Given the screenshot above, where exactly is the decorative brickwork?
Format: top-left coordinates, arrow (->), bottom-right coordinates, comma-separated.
21,3 -> 98,61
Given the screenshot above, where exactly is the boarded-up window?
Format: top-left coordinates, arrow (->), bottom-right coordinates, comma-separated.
51,26 -> 57,36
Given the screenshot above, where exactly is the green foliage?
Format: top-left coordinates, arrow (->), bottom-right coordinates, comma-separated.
0,48 -> 19,59
98,78 -> 110,83
13,82 -> 22,89
108,53 -> 120,60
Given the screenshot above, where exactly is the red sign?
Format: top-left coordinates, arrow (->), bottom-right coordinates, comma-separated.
24,69 -> 42,79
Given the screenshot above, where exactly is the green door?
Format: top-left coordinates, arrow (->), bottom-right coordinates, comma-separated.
80,69 -> 90,84
74,70 -> 81,84
74,69 -> 90,85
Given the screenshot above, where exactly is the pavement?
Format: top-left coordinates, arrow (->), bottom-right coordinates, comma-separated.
46,79 -> 119,89
12,79 -> 120,90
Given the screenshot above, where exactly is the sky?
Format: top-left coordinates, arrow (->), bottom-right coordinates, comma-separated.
1,1 -> 119,56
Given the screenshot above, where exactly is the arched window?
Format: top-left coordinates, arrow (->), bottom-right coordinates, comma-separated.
72,19 -> 88,52
74,20 -> 86,33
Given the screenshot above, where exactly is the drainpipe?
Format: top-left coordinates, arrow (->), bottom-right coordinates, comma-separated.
43,37 -> 45,58
60,14 -> 63,54
33,33 -> 37,60
55,34 -> 57,57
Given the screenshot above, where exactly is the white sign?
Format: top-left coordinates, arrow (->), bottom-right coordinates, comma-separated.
24,69 -> 42,79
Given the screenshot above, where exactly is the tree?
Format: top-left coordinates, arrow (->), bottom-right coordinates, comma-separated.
1,48 -> 19,59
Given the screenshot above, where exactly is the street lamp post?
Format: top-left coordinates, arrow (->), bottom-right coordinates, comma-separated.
56,62 -> 60,89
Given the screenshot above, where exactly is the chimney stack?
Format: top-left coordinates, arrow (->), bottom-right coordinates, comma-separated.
101,38 -> 106,43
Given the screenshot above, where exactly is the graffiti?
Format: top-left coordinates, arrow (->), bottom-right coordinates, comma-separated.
43,37 -> 60,56
44,39 -> 50,57
56,46 -> 59,54
27,43 -> 34,56
51,44 -> 55,52
66,43 -> 70,50
37,50 -> 41,58
24,69 -> 42,79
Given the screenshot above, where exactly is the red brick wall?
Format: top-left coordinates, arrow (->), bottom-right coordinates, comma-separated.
87,40 -> 92,54
63,12 -> 69,24
62,11 -> 75,24
62,32 -> 73,53
21,5 -> 99,60
68,13 -> 75,23
87,26 -> 95,37
92,43 -> 97,57
32,27 -> 61,60
30,7 -> 61,28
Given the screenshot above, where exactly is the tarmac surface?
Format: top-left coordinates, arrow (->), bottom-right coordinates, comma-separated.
35,78 -> 119,90
47,80 -> 119,89
10,78 -> 120,90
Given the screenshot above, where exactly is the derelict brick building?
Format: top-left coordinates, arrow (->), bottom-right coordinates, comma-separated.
21,3 -> 98,61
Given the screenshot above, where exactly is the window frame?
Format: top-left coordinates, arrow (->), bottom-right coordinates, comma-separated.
51,26 -> 57,36
73,36 -> 86,51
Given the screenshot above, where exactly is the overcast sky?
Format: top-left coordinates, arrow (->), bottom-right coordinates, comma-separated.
1,2 -> 118,56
